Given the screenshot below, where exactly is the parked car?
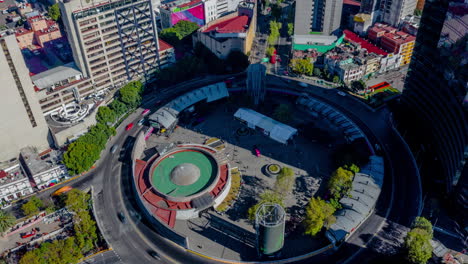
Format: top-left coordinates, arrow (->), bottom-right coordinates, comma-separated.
149,251 -> 160,260
141,109 -> 150,116
137,119 -> 145,126
125,123 -> 134,131
253,145 -> 261,157
110,145 -> 118,154
118,212 -> 126,223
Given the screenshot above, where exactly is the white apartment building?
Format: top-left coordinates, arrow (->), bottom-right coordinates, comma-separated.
380,0 -> 417,26
0,164 -> 34,203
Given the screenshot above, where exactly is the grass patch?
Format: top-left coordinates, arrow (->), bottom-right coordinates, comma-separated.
216,168 -> 241,212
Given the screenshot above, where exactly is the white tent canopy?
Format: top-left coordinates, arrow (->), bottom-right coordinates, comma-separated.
234,108 -> 297,144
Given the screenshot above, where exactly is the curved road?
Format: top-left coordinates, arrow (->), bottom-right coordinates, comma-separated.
36,74 -> 420,264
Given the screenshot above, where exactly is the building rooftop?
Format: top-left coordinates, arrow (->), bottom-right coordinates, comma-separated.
20,147 -> 58,176
160,0 -> 202,10
158,39 -> 173,52
368,23 -> 397,34
31,62 -> 82,90
15,28 -> 33,36
203,15 -> 250,33
0,163 -> 28,186
344,30 -> 388,55
382,31 -> 416,44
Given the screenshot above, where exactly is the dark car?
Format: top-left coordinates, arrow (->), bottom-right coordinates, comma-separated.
118,212 -> 126,223
149,251 -> 160,260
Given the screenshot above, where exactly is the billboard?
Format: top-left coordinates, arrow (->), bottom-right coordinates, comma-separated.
171,3 -> 205,27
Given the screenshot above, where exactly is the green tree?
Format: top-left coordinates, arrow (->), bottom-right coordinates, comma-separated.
313,68 -> 322,77
287,23 -> 294,36
174,20 -> 200,38
21,196 -> 44,217
96,106 -> 116,124
290,58 -> 313,76
351,80 -> 366,92
344,163 -> 360,174
0,210 -> 15,233
74,211 -> 98,253
65,189 -> 90,213
266,46 -> 276,57
332,75 -> 341,83
159,27 -> 182,46
274,167 -> 296,197
273,104 -> 292,123
109,100 -> 128,118
328,167 -> 354,199
304,197 -> 336,236
119,81 -> 143,108
247,191 -> 284,220
404,228 -> 433,264
48,4 -> 61,21
63,141 -> 101,175
268,21 -> 282,45
412,217 -> 433,239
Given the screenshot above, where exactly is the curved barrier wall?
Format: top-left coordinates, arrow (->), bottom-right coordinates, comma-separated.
130,131 -> 188,248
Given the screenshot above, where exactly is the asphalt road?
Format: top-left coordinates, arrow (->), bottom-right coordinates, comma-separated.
266,76 -> 421,263
17,74 -> 420,264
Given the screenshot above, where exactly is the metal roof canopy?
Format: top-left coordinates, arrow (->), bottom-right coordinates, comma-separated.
31,63 -> 82,89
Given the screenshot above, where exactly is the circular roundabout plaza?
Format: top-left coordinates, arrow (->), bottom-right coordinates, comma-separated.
130,82 -> 384,262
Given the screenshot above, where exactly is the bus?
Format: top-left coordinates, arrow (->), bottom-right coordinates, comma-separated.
52,186 -> 72,196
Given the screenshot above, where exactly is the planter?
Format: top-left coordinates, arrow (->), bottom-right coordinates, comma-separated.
266,164 -> 281,175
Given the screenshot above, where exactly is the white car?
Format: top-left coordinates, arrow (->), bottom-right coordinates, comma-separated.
337,91 -> 347,96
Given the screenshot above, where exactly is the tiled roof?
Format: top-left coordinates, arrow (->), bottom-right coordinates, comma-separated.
203,15 -> 249,33
158,39 -> 173,51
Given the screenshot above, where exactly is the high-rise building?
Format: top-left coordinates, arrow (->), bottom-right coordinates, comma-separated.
59,0 -> 161,90
293,0 -> 343,50
397,0 -> 467,206
359,0 -> 381,23
379,0 -> 417,26
0,35 -> 51,161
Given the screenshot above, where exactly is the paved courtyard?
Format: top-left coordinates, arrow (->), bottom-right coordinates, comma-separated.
143,96 -> 347,260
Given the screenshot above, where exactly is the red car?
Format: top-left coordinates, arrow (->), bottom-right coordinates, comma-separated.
125,123 -> 134,131
254,148 -> 261,157
141,109 -> 150,116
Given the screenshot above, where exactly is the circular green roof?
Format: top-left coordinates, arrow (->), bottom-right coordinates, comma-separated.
152,150 -> 217,197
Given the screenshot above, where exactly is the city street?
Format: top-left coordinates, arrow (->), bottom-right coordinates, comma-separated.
365,66 -> 410,92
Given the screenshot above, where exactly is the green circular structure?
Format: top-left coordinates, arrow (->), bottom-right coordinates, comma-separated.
151,150 -> 218,198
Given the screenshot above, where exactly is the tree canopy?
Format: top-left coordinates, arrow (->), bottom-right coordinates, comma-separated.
290,58 -> 313,76
268,21 -> 282,45
328,167 -> 354,199
287,23 -> 294,36
412,217 -> 433,239
48,4 -> 61,21
96,106 -> 116,125
159,20 -> 200,46
0,210 -> 15,233
247,191 -> 284,220
274,167 -> 296,197
19,236 -> 83,264
303,197 -> 336,236
119,81 -> 143,108
21,196 -> 44,217
404,227 -> 433,264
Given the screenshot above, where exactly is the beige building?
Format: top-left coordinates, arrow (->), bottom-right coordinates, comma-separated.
0,35 -> 50,162
59,0 -> 162,92
193,1 -> 256,59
